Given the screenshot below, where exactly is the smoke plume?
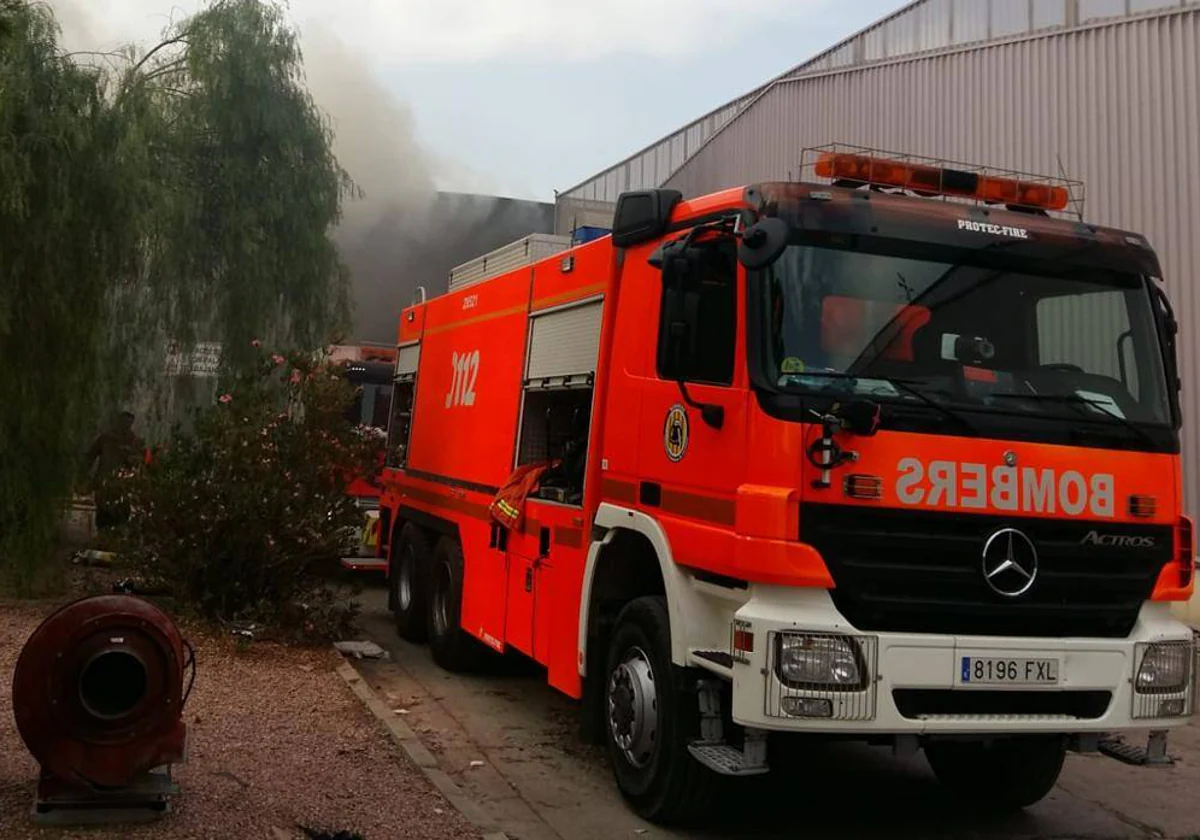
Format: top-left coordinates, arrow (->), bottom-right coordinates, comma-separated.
49,1 -> 557,345
290,22 -> 559,344
278,22 -> 560,343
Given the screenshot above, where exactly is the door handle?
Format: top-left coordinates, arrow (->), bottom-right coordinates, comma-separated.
539,526 -> 551,558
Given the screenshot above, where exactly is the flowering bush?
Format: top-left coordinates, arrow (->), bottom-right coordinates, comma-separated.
117,344 -> 378,638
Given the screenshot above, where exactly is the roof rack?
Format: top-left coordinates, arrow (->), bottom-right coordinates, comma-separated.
800,144 -> 1085,220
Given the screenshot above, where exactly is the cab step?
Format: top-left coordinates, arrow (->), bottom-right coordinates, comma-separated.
687,737 -> 769,776
1099,731 -> 1173,767
689,681 -> 770,776
689,649 -> 734,679
339,557 -> 388,572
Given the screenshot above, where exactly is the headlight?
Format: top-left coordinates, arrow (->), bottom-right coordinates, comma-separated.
1136,642 -> 1194,695
777,634 -> 866,690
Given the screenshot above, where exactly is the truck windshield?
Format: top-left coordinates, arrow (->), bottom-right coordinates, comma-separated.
758,238 -> 1172,428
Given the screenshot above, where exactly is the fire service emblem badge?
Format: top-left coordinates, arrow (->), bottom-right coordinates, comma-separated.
664,404 -> 689,463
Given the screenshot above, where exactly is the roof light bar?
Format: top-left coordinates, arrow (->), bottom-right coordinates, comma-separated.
814,151 -> 1070,212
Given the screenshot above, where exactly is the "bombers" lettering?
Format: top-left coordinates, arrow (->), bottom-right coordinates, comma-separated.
895,458 -> 1115,518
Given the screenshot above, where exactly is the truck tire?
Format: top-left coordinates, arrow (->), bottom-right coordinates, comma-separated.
427,537 -> 487,672
390,523 -> 430,642
925,735 -> 1066,811
604,596 -> 714,824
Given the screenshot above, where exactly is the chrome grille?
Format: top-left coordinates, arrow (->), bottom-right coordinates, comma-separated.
802,504 -> 1170,638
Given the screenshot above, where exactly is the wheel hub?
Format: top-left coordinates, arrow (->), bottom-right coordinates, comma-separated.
431,564 -> 450,637
397,546 -> 414,611
607,647 -> 657,769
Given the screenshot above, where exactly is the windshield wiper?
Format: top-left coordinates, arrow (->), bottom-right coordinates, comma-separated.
885,377 -> 979,435
990,393 -> 1159,448
779,371 -> 977,434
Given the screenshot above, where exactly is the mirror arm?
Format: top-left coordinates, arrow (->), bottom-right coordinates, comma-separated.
676,380 -> 724,430
1116,329 -> 1133,389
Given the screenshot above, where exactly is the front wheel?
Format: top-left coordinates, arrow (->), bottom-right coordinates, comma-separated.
604,596 -> 714,824
925,735 -> 1066,811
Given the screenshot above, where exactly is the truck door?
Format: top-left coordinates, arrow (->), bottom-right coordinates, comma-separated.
636,237 -> 746,567
506,296 -> 602,664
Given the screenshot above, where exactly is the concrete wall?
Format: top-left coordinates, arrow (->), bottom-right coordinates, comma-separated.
554,196 -> 615,237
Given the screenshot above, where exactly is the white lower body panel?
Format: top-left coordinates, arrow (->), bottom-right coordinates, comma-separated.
728,585 -> 1195,735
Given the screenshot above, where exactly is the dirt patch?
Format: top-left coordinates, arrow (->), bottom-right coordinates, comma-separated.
0,601 -> 479,840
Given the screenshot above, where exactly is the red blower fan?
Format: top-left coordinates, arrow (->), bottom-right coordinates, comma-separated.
11,595 -> 193,824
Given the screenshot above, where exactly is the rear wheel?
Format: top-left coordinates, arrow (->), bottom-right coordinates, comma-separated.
925,735 -> 1066,811
390,523 -> 431,642
604,596 -> 714,824
427,537 -> 487,672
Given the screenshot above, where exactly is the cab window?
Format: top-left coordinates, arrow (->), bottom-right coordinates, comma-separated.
656,239 -> 737,385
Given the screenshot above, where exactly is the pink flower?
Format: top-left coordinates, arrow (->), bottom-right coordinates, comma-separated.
272,354 -> 286,366
290,370 -> 303,384
218,394 -> 233,404
251,338 -> 262,348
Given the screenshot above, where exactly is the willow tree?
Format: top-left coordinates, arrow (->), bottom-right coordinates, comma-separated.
127,0 -> 354,373
0,0 -> 353,591
0,1 -> 150,591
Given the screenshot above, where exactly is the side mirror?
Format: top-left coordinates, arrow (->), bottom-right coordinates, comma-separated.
738,217 -> 789,270
613,189 -> 683,248
833,399 -> 881,437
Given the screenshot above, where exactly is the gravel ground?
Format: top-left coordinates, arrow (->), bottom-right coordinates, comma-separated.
0,601 -> 479,840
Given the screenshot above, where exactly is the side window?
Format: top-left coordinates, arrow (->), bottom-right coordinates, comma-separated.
372,385 -> 392,430
1035,290 -> 1139,397
656,240 -> 737,385
386,381 -> 415,467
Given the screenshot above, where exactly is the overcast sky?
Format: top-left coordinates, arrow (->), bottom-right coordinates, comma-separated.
52,0 -> 902,201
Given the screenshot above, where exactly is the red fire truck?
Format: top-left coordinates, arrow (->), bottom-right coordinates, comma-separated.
374,148 -> 1195,822
335,345 -> 395,566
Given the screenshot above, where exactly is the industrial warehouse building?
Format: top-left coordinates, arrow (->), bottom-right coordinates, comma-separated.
554,0 -> 1200,616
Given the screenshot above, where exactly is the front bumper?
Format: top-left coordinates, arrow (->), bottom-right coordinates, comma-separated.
730,586 -> 1196,734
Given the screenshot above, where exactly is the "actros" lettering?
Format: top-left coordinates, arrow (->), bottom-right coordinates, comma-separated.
1081,531 -> 1156,549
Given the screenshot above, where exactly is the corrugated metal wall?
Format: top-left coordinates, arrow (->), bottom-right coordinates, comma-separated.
560,96 -> 754,203
561,0 -> 1199,204
659,6 -> 1200,618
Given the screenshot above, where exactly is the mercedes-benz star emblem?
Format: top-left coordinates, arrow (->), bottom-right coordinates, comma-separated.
981,528 -> 1039,598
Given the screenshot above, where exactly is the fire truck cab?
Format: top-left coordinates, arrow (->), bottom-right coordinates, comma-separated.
377,148 -> 1196,822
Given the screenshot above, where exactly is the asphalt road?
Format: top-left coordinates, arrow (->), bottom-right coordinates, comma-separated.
350,584 -> 1200,840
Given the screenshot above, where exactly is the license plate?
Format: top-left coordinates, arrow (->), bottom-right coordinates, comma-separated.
960,656 -> 1059,686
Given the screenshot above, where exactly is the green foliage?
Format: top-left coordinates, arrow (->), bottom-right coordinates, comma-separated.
0,1 -> 148,591
0,0 -> 354,591
117,345 -> 375,637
